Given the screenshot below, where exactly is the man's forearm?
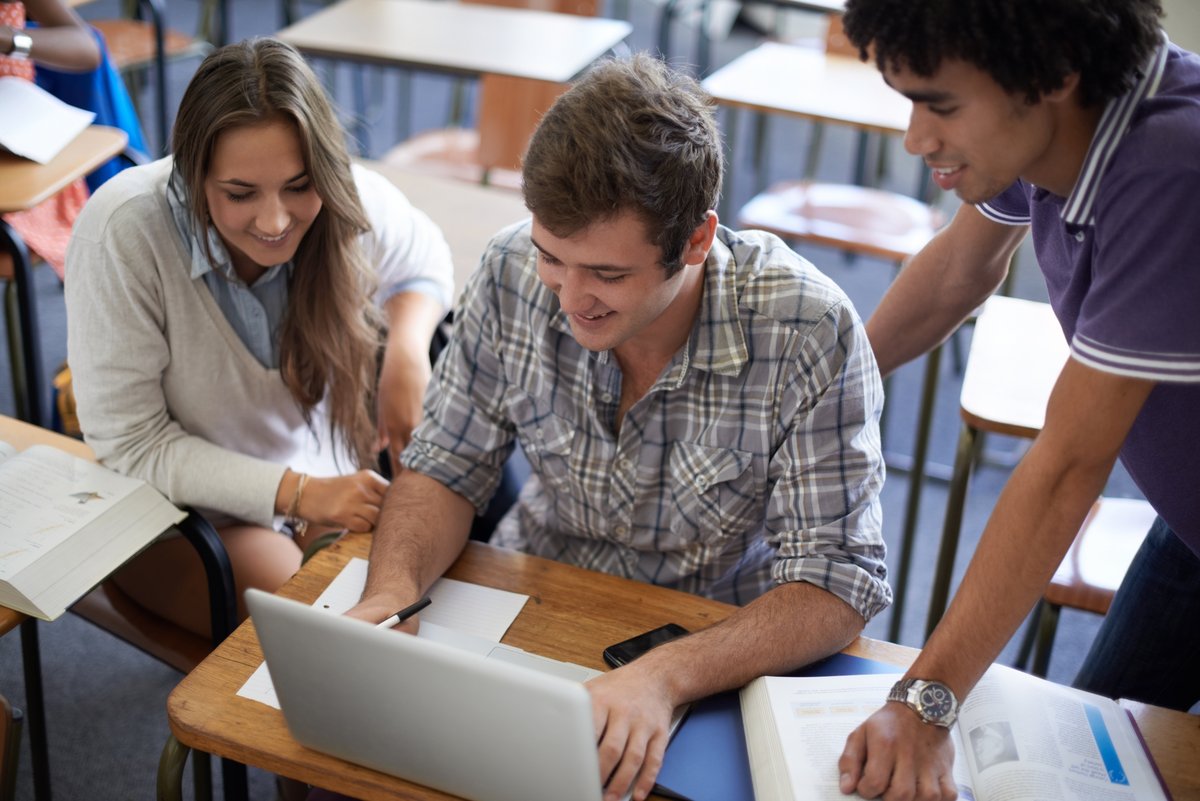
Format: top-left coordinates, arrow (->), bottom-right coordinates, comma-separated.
868,206 -> 1024,377
633,581 -> 865,704
363,470 -> 475,605
905,361 -> 1155,700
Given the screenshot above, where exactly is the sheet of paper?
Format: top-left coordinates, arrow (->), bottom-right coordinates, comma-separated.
236,557 -> 529,708
0,77 -> 95,164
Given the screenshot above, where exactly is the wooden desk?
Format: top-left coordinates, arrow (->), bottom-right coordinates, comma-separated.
165,534 -> 1200,800
0,125 -> 127,427
364,161 -> 529,296
165,533 -> 909,800
277,0 -> 631,84
1121,700 -> 1200,801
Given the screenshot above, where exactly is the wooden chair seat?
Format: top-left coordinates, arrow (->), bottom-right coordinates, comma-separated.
72,580 -> 211,674
736,180 -> 945,264
381,128 -> 522,191
90,19 -> 208,71
1045,497 -> 1156,615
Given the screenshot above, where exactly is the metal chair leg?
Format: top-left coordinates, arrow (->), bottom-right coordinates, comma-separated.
156,734 -> 191,801
924,424 -> 982,640
2,220 -> 45,427
1031,602 -> 1060,678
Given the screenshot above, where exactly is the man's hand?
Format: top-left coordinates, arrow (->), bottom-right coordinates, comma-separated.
343,588 -> 421,635
587,662 -> 678,801
839,703 -> 957,801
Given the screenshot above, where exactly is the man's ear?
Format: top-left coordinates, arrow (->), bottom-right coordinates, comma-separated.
682,211 -> 718,266
1044,71 -> 1081,105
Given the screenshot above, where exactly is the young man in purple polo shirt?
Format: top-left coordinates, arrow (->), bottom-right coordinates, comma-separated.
832,2 -> 1200,799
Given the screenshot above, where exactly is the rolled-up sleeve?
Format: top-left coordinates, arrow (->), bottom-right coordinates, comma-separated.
767,299 -> 891,621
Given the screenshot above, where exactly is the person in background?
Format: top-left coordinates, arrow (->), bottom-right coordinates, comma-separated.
66,38 -> 454,637
347,54 -> 889,801
0,0 -> 100,280
834,2 -> 1200,799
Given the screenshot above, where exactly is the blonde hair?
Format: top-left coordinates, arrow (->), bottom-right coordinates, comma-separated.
171,37 -> 381,466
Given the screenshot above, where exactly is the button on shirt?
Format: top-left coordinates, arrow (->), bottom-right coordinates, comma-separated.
402,221 -> 890,618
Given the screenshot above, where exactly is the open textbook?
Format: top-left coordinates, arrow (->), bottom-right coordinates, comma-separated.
742,665 -> 1171,801
0,440 -> 185,620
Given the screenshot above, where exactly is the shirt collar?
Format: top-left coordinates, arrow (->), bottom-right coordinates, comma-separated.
1062,30 -> 1170,227
165,169 -> 289,285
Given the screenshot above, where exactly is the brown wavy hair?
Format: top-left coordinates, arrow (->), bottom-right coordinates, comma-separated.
170,37 -> 381,467
522,54 -> 723,277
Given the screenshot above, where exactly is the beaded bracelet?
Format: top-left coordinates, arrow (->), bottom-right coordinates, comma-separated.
285,472 -> 309,539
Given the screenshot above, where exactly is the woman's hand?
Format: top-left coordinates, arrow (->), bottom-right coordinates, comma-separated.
299,470 -> 390,532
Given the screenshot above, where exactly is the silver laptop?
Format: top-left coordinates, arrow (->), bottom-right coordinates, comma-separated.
246,588 -> 609,801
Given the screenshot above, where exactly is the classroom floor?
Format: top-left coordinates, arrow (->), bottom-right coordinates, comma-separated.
0,0 -> 1145,798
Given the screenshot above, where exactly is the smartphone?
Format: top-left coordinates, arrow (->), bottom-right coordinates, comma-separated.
602,623 -> 689,668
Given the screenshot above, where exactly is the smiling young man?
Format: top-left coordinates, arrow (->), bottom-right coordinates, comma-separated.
349,55 -> 890,801
835,2 -> 1200,799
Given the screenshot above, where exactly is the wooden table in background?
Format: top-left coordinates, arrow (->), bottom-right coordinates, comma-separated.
165,533 -> 914,800
277,0 -> 631,83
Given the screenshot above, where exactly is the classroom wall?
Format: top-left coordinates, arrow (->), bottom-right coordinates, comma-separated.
1162,0 -> 1200,54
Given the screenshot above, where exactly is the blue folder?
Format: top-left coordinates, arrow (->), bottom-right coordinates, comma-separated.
654,652 -> 903,801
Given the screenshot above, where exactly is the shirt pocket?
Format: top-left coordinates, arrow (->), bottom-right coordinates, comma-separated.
666,441 -> 757,545
517,409 -> 578,496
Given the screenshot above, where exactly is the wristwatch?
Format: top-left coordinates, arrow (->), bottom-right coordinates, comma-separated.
888,678 -> 959,727
7,28 -> 32,60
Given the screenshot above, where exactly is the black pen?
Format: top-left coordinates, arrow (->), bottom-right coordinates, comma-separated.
374,596 -> 432,629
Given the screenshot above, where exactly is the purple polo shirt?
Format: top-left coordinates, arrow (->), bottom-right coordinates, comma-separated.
979,36 -> 1200,555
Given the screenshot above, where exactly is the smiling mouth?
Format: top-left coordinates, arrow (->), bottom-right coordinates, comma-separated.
253,230 -> 290,244
578,311 -> 614,321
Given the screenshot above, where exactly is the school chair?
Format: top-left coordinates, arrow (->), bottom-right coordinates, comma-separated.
923,295 -> 1069,640
89,0 -> 219,153
1015,497 -> 1156,677
0,694 -> 20,801
379,0 -> 594,189
70,510 -> 247,801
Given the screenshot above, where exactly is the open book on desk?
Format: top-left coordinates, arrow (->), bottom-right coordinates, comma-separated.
0,440 -> 185,620
743,664 -> 1172,801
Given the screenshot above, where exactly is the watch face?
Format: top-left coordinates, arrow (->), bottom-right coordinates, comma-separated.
918,682 -> 955,721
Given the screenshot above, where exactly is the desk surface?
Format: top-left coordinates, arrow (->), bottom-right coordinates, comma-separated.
702,41 -> 911,135
0,125 -> 126,213
364,161 -> 529,296
167,533 -> 914,800
277,0 -> 631,84
0,416 -> 95,637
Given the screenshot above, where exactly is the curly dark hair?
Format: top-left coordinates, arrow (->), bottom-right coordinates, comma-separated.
842,0 -> 1163,107
521,54 -> 723,277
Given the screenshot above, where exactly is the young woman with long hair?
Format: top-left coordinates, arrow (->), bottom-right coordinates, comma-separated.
65,38 -> 454,636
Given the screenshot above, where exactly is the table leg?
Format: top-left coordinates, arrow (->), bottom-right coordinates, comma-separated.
20,620 -> 51,801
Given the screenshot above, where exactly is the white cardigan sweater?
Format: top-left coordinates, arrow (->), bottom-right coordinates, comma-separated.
65,158 -> 453,527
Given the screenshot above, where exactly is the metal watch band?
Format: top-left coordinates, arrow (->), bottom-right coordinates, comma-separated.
9,29 -> 33,60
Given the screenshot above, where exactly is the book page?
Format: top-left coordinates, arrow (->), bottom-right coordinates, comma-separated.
237,557 -> 530,708
751,675 -> 974,801
958,665 -> 1168,801
0,77 -> 95,163
0,445 -> 144,580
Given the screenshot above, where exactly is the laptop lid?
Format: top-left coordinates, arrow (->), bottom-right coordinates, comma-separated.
246,588 -> 604,801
